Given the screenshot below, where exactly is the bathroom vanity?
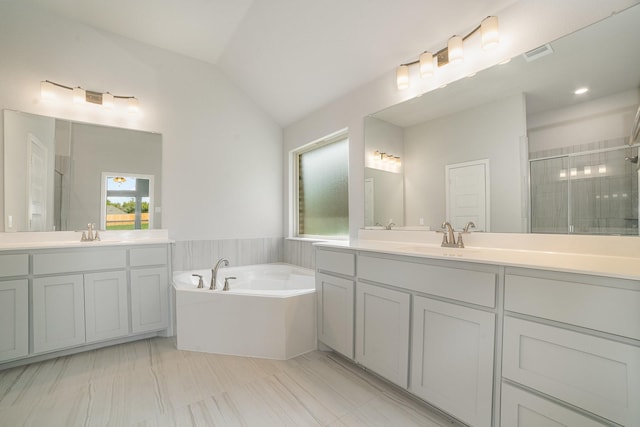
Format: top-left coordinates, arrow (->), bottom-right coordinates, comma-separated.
315,231 -> 640,427
0,230 -> 172,369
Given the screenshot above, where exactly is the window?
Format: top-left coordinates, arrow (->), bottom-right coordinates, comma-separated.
100,173 -> 154,230
294,132 -> 349,238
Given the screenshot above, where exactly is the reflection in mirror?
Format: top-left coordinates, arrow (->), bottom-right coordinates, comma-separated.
3,110 -> 162,232
364,4 -> 640,235
101,174 -> 154,230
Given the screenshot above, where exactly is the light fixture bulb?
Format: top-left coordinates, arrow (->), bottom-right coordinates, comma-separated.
396,65 -> 409,90
481,16 -> 499,50
102,92 -> 114,109
40,81 -> 55,101
419,52 -> 434,78
584,165 -> 591,175
73,87 -> 86,104
128,97 -> 139,113
447,35 -> 464,63
574,87 -> 589,95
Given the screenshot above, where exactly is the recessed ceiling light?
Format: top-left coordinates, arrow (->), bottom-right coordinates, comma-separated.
574,87 -> 589,95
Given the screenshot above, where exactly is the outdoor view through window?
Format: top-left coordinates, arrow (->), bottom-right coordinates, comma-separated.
105,175 -> 150,230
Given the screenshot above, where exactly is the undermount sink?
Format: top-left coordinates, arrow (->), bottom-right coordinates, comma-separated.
396,245 -> 479,258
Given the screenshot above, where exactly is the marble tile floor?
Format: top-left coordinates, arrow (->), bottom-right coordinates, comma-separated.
0,338 -> 462,427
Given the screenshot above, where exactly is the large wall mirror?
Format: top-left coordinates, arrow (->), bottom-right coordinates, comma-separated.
365,4 -> 640,235
3,110 -> 162,232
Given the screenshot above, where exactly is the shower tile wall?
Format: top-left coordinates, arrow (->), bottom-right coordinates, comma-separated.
530,138 -> 639,235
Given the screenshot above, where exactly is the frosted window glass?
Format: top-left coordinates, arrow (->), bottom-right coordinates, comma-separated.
298,138 -> 349,236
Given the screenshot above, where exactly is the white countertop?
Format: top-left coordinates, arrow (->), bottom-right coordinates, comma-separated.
316,231 -> 640,281
0,229 -> 173,251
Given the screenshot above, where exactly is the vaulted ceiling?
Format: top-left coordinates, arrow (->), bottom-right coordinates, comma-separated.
29,0 -> 517,125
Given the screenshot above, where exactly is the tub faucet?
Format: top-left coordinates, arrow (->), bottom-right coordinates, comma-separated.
211,258 -> 229,290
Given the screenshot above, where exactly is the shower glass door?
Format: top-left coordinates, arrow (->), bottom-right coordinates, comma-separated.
530,145 -> 639,235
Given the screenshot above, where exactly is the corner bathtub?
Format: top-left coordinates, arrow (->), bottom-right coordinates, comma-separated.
173,263 -> 317,360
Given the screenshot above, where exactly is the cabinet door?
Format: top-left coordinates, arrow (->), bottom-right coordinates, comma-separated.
411,296 -> 495,427
33,275 -> 85,353
501,382 -> 609,427
503,316 -> 640,426
0,280 -> 28,362
130,267 -> 169,333
316,272 -> 354,359
356,282 -> 410,388
84,271 -> 129,343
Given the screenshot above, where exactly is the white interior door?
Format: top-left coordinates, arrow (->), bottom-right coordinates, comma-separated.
446,159 -> 489,231
27,135 -> 48,231
364,177 -> 374,226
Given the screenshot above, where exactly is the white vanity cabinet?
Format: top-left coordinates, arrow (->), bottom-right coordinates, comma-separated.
412,296 -> 495,427
0,242 -> 171,369
32,248 -> 128,353
355,281 -> 410,387
84,271 -> 129,343
0,280 -> 29,362
33,275 -> 86,353
501,382 -> 610,427
503,268 -> 640,426
0,254 -> 29,363
356,252 -> 498,426
315,248 -> 356,359
131,268 -> 169,333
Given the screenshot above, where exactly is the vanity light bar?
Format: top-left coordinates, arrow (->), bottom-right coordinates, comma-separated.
396,16 -> 499,90
40,80 -> 139,113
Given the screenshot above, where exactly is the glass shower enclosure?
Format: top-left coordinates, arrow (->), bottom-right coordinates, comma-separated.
530,145 -> 639,235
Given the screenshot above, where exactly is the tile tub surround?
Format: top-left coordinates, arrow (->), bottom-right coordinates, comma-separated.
172,237 -> 284,271
285,238 -> 326,270
0,337 -> 461,427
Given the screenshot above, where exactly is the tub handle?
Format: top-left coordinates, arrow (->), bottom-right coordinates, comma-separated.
192,274 -> 204,288
223,276 -> 237,291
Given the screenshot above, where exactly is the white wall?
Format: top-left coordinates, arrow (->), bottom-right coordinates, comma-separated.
404,94 -> 526,232
283,0 -> 639,239
0,3 -> 283,241
528,89 -> 640,152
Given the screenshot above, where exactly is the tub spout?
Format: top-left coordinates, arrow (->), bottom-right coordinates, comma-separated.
211,258 -> 229,290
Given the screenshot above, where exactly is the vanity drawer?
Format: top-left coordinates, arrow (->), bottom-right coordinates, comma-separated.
502,316 -> 640,426
501,382 -> 609,427
0,254 -> 29,277
505,272 -> 640,340
358,255 -> 496,307
316,248 -> 355,277
33,249 -> 126,275
130,246 -> 168,267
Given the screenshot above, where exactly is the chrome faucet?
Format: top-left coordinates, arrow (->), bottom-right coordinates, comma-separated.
210,258 -> 229,290
223,276 -> 236,291
81,223 -> 100,242
456,221 -> 476,248
440,221 -> 457,247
